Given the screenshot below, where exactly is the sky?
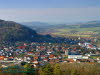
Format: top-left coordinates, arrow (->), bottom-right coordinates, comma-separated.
0,0 -> 100,23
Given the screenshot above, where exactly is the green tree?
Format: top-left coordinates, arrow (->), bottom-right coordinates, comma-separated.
24,63 -> 35,75
40,64 -> 53,75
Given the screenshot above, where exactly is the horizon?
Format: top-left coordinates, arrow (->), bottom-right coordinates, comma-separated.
0,0 -> 100,24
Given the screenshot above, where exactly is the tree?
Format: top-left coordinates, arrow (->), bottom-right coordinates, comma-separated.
40,64 -> 53,75
53,64 -> 62,75
24,63 -> 35,75
71,69 -> 77,75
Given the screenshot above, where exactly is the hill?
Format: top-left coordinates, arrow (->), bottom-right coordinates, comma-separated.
21,21 -> 51,27
79,21 -> 100,28
20,21 -> 53,33
0,19 -> 77,45
24,20 -> 100,37
0,19 -> 39,43
22,20 -> 100,32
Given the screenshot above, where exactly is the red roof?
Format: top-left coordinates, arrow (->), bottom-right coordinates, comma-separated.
17,46 -> 27,49
44,58 -> 48,60
28,52 -> 33,54
34,56 -> 38,60
9,57 -> 14,59
40,46 -> 45,48
67,59 -> 74,62
87,45 -> 94,48
49,59 -> 54,62
41,55 -> 45,57
0,56 -> 5,60
49,54 -> 54,58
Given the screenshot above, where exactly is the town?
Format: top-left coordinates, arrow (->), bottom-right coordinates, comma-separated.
0,37 -> 100,68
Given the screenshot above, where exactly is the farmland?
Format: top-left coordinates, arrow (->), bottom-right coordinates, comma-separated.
52,27 -> 100,37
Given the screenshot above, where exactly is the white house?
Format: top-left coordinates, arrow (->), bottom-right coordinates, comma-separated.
68,55 -> 89,59
68,55 -> 82,59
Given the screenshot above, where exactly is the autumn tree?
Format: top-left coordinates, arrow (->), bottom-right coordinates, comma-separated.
53,64 -> 62,75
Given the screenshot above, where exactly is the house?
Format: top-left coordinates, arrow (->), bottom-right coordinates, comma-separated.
32,60 -> 38,64
57,55 -> 62,59
87,44 -> 96,49
34,56 -> 39,60
54,56 -> 57,59
8,57 -> 14,60
55,59 -> 60,63
27,52 -> 33,55
17,46 -> 27,49
83,42 -> 91,47
82,56 -> 88,59
0,56 -> 5,60
49,54 -> 54,59
4,57 -> 8,61
1,65 -> 8,68
67,59 -> 74,63
49,59 -> 55,64
68,55 -> 83,59
97,60 -> 100,63
41,55 -> 46,59
43,58 -> 48,62
26,57 -> 31,61
98,47 -> 100,50
35,52 -> 40,56
76,59 -> 81,63
40,46 -> 46,49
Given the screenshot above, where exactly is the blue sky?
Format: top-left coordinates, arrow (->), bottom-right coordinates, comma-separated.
0,0 -> 100,23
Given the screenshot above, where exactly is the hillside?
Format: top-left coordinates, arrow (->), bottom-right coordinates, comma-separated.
0,19 -> 77,45
0,19 -> 55,43
20,21 -> 53,33
0,19 -> 39,43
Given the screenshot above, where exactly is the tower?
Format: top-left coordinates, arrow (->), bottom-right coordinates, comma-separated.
65,50 -> 68,56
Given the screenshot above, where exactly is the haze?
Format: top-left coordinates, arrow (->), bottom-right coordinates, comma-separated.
0,0 -> 100,23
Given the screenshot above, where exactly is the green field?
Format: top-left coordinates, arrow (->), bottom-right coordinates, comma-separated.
51,27 -> 100,37
56,27 -> 100,33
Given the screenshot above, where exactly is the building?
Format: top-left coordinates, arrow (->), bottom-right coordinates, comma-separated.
68,55 -> 82,59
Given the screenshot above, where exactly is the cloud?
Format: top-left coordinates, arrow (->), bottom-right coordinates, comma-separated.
0,7 -> 100,23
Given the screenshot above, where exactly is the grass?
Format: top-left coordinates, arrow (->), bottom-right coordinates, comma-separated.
51,27 -> 100,37
52,33 -> 91,37
56,27 -> 100,33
